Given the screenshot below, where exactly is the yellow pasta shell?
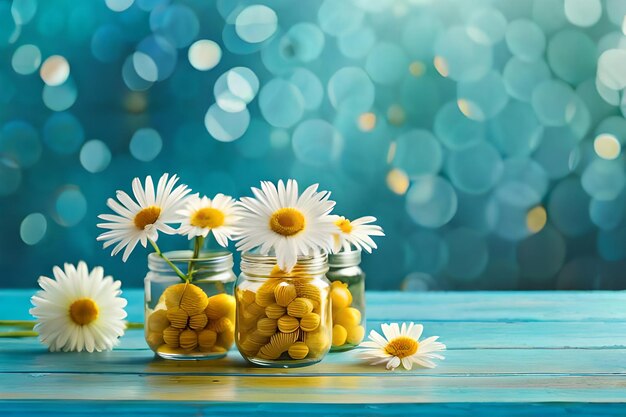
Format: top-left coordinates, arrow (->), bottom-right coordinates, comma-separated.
265,303 -> 286,319
147,309 -> 169,332
163,283 -> 209,315
263,330 -> 300,357
346,325 -> 365,345
257,344 -> 282,360
239,289 -> 256,305
245,302 -> 266,319
287,298 -> 314,318
299,312 -> 321,332
255,279 -> 281,306
197,329 -> 217,350
256,317 -> 278,337
274,282 -> 297,307
205,293 -> 236,321
217,328 -> 235,349
166,307 -> 189,329
294,282 -> 322,305
247,329 -> 271,345
188,313 -> 208,330
179,329 -> 198,351
288,342 -> 309,360
162,326 -> 182,347
277,315 -> 300,333
334,307 -> 361,328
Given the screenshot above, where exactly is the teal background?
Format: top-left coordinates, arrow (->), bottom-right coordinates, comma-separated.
1,0 -> 626,290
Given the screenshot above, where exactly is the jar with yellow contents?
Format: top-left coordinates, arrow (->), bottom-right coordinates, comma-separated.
235,252 -> 332,367
327,249 -> 366,351
144,250 -> 236,360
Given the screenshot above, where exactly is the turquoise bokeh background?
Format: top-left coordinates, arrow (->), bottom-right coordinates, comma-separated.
1,0 -> 626,290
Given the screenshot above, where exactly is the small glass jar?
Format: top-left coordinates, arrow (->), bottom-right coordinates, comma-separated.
235,252 -> 332,368
327,249 -> 366,352
144,250 -> 236,360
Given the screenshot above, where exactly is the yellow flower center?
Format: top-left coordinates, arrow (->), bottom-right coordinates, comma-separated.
190,207 -> 225,229
69,298 -> 99,326
385,336 -> 418,358
269,208 -> 305,236
335,217 -> 353,233
133,206 -> 161,230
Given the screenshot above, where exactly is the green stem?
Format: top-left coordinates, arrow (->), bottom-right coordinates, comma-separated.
0,320 -> 36,328
0,321 -> 144,338
149,239 -> 188,282
187,236 -> 205,282
0,331 -> 38,337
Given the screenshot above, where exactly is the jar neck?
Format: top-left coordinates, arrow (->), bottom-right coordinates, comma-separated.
240,252 -> 329,277
148,250 -> 233,280
328,248 -> 361,269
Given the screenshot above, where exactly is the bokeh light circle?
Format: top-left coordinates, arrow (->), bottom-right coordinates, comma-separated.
564,0 -> 601,27
130,128 -> 162,162
282,23 -> 325,63
55,186 -> 88,227
80,140 -> 112,173
531,80 -> 577,126
457,70 -> 508,121
205,104 -> 250,142
292,119 -> 343,167
593,134 -> 621,160
548,178 -> 593,237
0,120 -> 41,167
150,4 -> 199,48
365,42 -> 409,85
235,5 -> 277,44
188,39 -> 221,71
597,49 -> 626,91
590,192 -> 625,230
328,67 -> 375,112
105,0 -> 134,12
466,8 -> 507,46
490,100 -> 543,156
406,176 -> 458,228
42,78 -> 78,112
392,130 -> 443,178
12,44 -> 41,75
503,58 -> 551,102
547,30 -> 596,85
517,226 -> 566,281
505,19 -> 545,62
0,157 -> 21,196
434,26 -> 492,82
318,0 -> 364,37
447,142 -> 503,194
20,213 -> 47,245
40,55 -> 70,86
597,225 -> 626,261
91,25 -> 125,63
259,78 -> 305,128
434,101 -> 485,150
581,159 -> 626,201
338,26 -> 375,59
43,112 -> 85,155
405,230 -> 449,275
289,68 -> 323,111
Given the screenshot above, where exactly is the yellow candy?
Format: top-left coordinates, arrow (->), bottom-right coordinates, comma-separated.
332,324 -> 348,346
189,313 -> 208,330
257,317 -> 278,337
207,317 -> 233,333
265,303 -> 286,319
163,283 -> 209,315
330,286 -> 352,310
205,293 -> 236,322
166,307 -> 189,329
197,329 -> 217,350
287,298 -> 314,318
147,309 -> 169,332
146,331 -> 164,348
163,326 -> 182,347
274,282 -> 297,307
179,329 -> 198,351
299,312 -> 320,332
277,315 -> 300,333
288,342 -> 309,360
346,325 -> 365,345
305,330 -> 330,355
334,307 -> 361,328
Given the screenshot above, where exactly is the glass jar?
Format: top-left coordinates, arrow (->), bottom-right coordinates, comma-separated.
327,249 -> 366,352
235,252 -> 332,368
144,250 -> 236,360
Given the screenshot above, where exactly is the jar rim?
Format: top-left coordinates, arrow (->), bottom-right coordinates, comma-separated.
328,248 -> 361,267
148,250 -> 234,275
240,251 -> 328,276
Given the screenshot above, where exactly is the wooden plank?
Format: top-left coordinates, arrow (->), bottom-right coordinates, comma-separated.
1,401 -> 625,417
3,318 -> 626,350
2,290 -> 626,322
0,347 -> 625,377
1,373 -> 626,403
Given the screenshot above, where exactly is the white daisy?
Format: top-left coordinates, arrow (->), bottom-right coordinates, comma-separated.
236,179 -> 336,272
360,322 -> 446,370
331,215 -> 385,254
176,193 -> 240,246
96,173 -> 191,261
29,262 -> 128,353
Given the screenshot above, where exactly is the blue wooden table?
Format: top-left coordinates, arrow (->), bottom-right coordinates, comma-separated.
1,290 -> 625,416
